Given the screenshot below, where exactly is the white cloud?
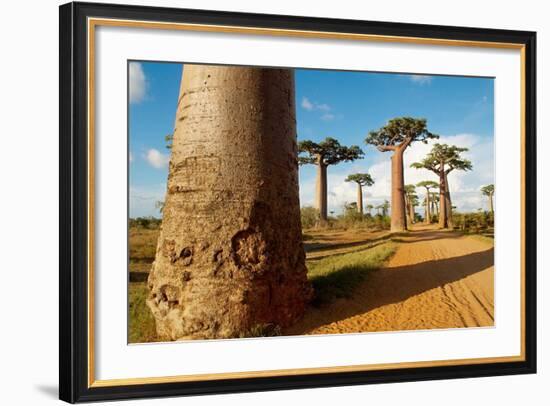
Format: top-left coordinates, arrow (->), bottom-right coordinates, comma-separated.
301,96 -> 333,113
301,97 -> 314,111
129,62 -> 147,103
145,148 -> 170,169
321,113 -> 335,121
129,152 -> 133,163
409,75 -> 433,85
299,133 -> 494,214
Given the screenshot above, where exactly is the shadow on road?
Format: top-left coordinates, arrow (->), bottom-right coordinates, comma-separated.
286,247 -> 494,335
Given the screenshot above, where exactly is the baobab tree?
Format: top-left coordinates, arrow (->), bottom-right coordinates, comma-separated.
481,184 -> 495,216
430,191 -> 439,217
417,180 -> 439,224
148,66 -> 312,340
411,144 -> 472,229
345,173 -> 374,216
404,184 -> 418,225
381,200 -> 390,217
366,204 -> 374,216
298,138 -> 363,223
366,117 -> 438,232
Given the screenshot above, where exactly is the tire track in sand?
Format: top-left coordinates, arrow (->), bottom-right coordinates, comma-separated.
286,226 -> 494,335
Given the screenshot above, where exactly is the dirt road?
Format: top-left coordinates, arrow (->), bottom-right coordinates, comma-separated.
287,226 -> 494,335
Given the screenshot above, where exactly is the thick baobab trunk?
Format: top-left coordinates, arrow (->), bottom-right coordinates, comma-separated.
390,148 -> 407,232
316,161 -> 328,223
147,66 -> 312,340
444,173 -> 454,229
489,193 -> 494,215
356,183 -> 363,215
438,170 -> 447,229
404,194 -> 409,223
408,199 -> 415,224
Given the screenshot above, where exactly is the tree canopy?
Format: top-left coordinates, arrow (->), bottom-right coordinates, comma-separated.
411,143 -> 473,174
365,117 -> 439,152
481,184 -> 495,196
298,137 -> 364,166
417,180 -> 439,190
345,173 -> 375,186
404,184 -> 417,195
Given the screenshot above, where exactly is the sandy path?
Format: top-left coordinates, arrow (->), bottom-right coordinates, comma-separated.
287,226 -> 494,335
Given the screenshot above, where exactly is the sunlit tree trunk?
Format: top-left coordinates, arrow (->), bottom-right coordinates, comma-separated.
444,173 -> 454,229
316,160 -> 328,223
147,66 -> 312,340
391,147 -> 407,232
424,193 -> 431,224
356,183 -> 364,215
438,169 -> 447,229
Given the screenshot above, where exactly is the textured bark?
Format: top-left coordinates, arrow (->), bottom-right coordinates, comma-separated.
488,193 -> 494,215
356,183 -> 364,215
390,148 -> 407,232
147,66 -> 312,340
438,169 -> 447,229
444,173 -> 454,229
438,172 -> 454,229
316,161 -> 328,223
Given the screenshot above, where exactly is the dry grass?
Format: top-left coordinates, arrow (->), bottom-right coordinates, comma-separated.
128,282 -> 159,344
129,227 -> 159,261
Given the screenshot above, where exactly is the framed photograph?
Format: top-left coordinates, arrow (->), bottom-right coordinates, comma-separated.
59,1 -> 536,403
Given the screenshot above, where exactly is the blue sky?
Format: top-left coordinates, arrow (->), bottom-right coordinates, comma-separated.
129,62 -> 494,218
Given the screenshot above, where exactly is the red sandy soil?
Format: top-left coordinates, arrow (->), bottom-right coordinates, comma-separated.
287,225 -> 494,335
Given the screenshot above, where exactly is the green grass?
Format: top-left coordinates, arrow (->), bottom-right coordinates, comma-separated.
306,242 -> 396,306
128,282 -> 158,343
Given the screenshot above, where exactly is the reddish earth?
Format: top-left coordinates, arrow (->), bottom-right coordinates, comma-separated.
287,225 -> 494,335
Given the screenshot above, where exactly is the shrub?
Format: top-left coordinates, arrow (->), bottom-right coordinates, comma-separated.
129,216 -> 162,229
454,211 -> 494,232
300,206 -> 319,229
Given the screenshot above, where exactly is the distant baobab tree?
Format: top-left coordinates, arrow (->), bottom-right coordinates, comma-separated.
411,144 -> 472,229
366,204 -> 374,216
417,180 -> 439,224
404,184 -> 418,225
481,184 -> 495,216
345,173 -> 374,216
429,191 -> 439,217
381,200 -> 390,217
298,137 -> 364,223
366,117 -> 439,232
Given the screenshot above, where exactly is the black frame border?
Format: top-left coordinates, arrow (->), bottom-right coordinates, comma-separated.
59,1 -> 537,403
